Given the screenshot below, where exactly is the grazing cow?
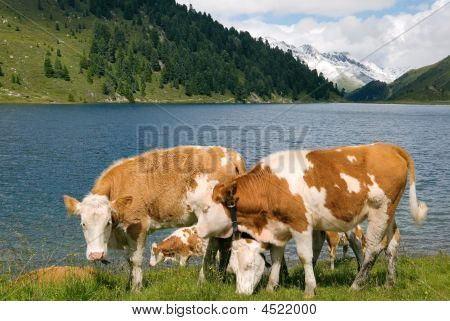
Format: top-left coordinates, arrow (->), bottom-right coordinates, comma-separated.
149,226 -> 208,267
63,146 -> 246,291
325,225 -> 366,270
196,143 -> 427,297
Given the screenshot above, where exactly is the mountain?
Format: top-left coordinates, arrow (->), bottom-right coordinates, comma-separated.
265,37 -> 402,91
0,0 -> 340,104
348,55 -> 450,103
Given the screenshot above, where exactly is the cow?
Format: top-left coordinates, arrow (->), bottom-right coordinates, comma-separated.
196,143 -> 427,297
325,225 -> 366,270
149,226 -> 208,267
63,146 -> 246,291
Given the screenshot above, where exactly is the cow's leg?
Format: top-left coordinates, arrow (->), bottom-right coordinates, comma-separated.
179,256 -> 189,267
325,232 -> 337,270
343,244 -> 349,259
346,231 -> 364,270
312,230 -> 326,268
217,237 -> 232,280
280,256 -> 289,285
266,245 -> 285,292
292,229 -> 316,298
126,233 -> 147,291
350,209 -> 389,291
385,220 -> 400,288
199,237 -> 220,283
328,243 -> 336,270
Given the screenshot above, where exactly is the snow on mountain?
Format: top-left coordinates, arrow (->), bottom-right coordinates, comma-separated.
265,37 -> 404,90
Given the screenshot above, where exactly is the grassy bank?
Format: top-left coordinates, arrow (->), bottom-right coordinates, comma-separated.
1,254 -> 448,301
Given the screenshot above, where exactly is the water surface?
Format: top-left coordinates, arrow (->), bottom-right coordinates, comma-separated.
0,103 -> 449,272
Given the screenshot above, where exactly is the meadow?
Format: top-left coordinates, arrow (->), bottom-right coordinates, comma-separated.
1,254 -> 448,301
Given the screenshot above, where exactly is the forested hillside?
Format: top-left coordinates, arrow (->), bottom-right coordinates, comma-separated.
0,0 -> 341,103
348,55 -> 450,103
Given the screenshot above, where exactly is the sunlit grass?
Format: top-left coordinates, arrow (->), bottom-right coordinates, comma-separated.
1,254 -> 448,301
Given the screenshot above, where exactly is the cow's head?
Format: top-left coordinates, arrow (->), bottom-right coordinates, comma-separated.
149,243 -> 165,267
196,181 -> 237,239
63,194 -> 132,262
228,239 -> 266,295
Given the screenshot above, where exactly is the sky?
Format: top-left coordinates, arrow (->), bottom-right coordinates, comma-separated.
176,0 -> 450,70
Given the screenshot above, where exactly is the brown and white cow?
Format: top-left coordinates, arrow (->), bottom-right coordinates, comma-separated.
325,225 -> 366,270
196,143 -> 427,297
63,146 -> 246,291
149,226 -> 208,267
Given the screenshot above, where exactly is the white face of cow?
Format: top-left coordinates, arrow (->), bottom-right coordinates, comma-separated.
196,202 -> 233,239
63,194 -> 132,262
228,239 -> 266,295
195,183 -> 234,239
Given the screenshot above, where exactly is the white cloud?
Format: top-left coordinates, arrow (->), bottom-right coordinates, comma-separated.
176,0 -> 396,17
213,0 -> 450,70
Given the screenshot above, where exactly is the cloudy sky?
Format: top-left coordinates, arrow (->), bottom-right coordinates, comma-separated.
176,0 -> 450,70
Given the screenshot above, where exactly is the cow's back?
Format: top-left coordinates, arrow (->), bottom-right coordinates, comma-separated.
259,143 -> 410,232
92,146 -> 245,227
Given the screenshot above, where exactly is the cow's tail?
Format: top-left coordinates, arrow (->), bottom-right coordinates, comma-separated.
395,146 -> 428,225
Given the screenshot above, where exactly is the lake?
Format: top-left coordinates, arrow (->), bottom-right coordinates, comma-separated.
0,103 -> 449,273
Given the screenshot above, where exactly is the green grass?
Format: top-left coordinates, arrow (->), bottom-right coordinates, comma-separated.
1,255 -> 448,301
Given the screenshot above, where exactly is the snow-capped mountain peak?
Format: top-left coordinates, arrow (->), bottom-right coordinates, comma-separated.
265,38 -> 403,90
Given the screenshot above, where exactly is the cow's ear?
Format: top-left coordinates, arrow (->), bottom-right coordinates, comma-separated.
111,196 -> 133,213
228,181 -> 237,196
225,181 -> 237,200
223,181 -> 238,206
212,183 -> 225,203
63,195 -> 80,216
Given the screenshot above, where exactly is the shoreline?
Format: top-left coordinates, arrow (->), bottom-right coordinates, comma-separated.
1,101 -> 449,106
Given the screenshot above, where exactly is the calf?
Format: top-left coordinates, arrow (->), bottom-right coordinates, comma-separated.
149,226 -> 208,267
325,225 -> 366,270
63,146 -> 245,291
196,143 -> 427,297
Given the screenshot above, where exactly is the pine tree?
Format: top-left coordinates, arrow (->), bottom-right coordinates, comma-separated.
11,73 -> 21,85
44,57 -> 54,78
57,49 -> 61,57
54,58 -> 63,78
140,77 -> 146,96
55,23 -> 60,31
63,65 -> 70,81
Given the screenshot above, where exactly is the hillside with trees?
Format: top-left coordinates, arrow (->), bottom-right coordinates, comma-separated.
0,0 -> 341,103
348,55 -> 450,103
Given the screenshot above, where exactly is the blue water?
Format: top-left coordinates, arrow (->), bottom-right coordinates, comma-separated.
0,103 -> 449,273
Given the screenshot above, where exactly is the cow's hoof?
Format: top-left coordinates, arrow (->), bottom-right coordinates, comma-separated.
304,287 -> 316,299
384,280 -> 395,289
350,282 -> 362,291
131,284 -> 143,292
266,283 -> 278,293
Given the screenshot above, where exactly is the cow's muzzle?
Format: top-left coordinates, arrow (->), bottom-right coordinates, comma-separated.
88,252 -> 105,261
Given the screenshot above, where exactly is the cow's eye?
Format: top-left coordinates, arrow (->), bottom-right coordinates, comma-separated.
107,221 -> 112,226
81,222 -> 87,229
